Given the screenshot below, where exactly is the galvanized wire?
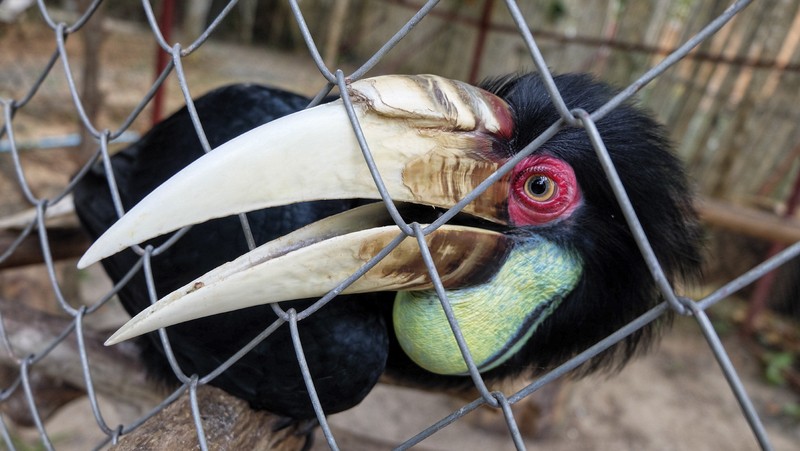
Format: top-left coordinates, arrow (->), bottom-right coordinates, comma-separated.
0,0 -> 788,450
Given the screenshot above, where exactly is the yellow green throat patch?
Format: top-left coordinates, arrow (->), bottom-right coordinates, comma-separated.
393,236 -> 583,375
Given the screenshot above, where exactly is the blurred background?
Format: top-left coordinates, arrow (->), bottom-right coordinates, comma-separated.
1,1 -> 799,449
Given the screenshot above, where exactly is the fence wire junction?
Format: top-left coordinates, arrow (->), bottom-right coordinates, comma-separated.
0,0 -> 798,450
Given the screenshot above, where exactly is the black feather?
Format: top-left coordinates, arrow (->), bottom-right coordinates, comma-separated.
485,73 -> 702,375
74,84 -> 388,419
381,73 -> 702,387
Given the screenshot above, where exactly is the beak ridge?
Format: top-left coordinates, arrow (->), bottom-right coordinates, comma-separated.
79,75 -> 514,269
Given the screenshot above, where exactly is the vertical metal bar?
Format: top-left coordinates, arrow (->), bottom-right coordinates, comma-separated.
684,302 -> 774,451
0,414 -> 16,451
493,393 -> 526,450
20,359 -> 54,451
188,377 -> 210,451
75,307 -> 118,436
409,223 -> 497,406
151,0 -> 176,125
335,70 -> 414,236
575,109 -> 687,314
288,310 -> 339,451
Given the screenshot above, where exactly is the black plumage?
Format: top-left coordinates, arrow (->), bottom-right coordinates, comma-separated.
487,73 -> 701,372
381,73 -> 702,386
74,73 -> 702,420
74,85 -> 388,418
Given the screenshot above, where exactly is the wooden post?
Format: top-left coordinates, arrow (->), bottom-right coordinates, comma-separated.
76,0 -> 105,161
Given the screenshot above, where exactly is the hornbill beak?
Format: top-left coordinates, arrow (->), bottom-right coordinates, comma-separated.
85,75 -> 527,351
79,75 -> 514,267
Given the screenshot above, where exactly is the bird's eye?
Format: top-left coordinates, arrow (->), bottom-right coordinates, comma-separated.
524,175 -> 556,202
508,156 -> 581,226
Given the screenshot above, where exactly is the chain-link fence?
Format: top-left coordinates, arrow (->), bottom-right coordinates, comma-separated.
1,0 -> 798,449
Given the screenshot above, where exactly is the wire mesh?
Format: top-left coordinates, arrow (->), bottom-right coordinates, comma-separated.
0,0 -> 796,450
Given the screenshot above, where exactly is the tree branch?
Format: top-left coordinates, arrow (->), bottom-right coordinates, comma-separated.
0,297 -> 162,413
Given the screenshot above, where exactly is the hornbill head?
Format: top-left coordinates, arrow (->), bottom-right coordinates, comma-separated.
80,73 -> 701,378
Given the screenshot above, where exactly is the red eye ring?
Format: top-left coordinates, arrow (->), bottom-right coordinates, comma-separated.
508,155 -> 581,226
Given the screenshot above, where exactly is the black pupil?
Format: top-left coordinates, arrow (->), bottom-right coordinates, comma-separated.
528,176 -> 550,196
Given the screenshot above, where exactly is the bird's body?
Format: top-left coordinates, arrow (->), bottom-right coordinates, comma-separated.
74,85 -> 388,418
74,73 -> 702,420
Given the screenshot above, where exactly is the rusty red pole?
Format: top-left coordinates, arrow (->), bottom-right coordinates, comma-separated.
468,0 -> 495,85
744,153 -> 800,334
152,0 -> 176,126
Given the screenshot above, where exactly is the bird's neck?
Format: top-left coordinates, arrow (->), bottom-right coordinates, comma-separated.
393,236 -> 583,376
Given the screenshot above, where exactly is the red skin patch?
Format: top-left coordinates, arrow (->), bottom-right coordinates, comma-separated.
484,93 -> 515,141
507,155 -> 582,226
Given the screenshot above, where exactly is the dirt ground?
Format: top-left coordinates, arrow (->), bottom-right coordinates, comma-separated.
320,317 -> 800,451
2,10 -> 799,451
13,301 -> 800,450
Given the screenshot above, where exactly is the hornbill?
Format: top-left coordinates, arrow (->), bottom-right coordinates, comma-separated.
74,73 -> 702,420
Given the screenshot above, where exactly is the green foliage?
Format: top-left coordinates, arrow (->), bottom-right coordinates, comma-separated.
782,402 -> 800,421
764,351 -> 794,386
546,0 -> 567,22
